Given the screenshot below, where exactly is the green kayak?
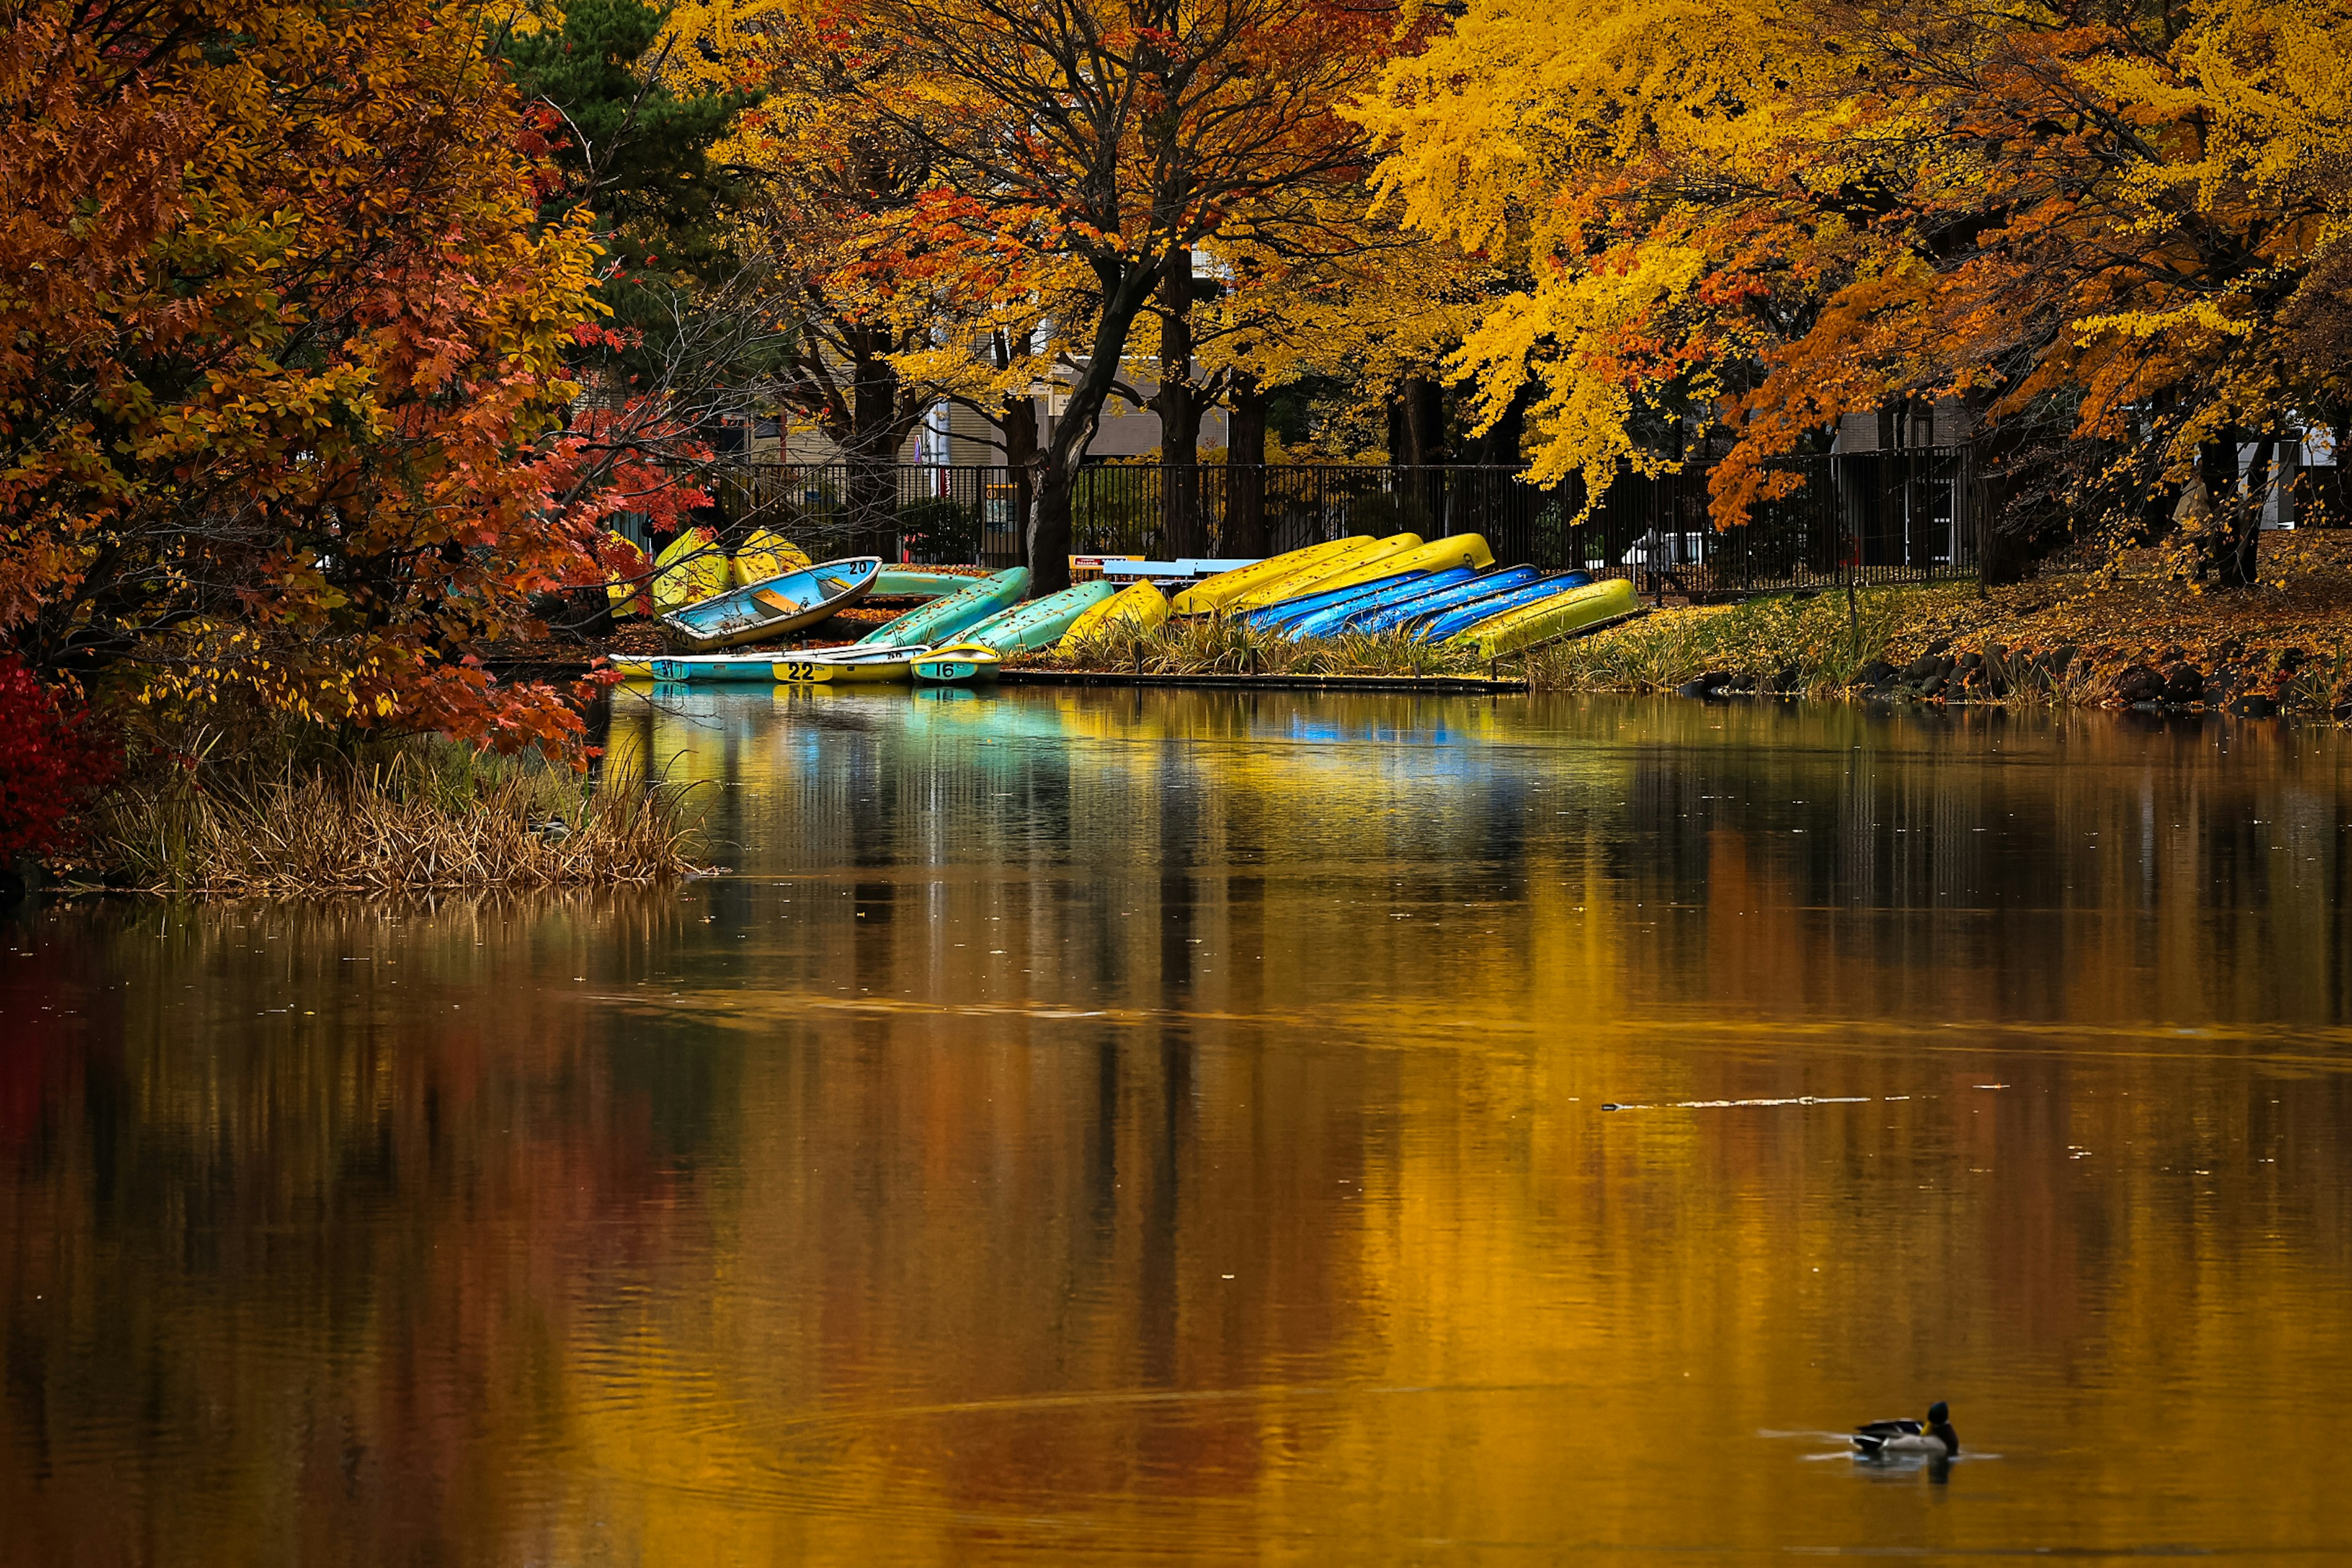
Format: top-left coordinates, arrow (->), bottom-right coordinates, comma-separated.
856,567 -> 1028,647
875,567 -> 986,599
957,581 -> 1116,653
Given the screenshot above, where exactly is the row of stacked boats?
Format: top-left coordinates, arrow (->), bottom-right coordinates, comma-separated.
612,530 -> 1637,685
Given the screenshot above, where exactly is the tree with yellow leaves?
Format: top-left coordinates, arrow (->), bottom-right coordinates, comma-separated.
1353,0 -> 2352,584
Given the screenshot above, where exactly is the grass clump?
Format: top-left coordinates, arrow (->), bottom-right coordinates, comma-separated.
1523,584 -> 1973,693
1038,616 -> 1490,677
80,737 -> 704,894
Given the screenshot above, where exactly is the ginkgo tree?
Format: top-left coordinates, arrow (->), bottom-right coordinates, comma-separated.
1352,0 -> 2352,584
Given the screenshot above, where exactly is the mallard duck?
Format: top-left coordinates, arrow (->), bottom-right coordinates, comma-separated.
1852,1401 -> 1959,1458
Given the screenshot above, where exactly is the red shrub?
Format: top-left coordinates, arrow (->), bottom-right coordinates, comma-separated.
0,657 -> 117,861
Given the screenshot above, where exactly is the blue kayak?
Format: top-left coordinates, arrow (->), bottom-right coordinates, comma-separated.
1283,567 -> 1482,638
1418,573 -> 1595,641
1354,565 -> 1545,633
1243,569 -> 1428,631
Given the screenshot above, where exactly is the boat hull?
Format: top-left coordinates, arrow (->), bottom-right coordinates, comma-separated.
859,568 -> 1028,647
1352,566 -> 1544,633
1286,533 -> 1494,605
1446,578 -> 1642,657
1170,538 -> 1364,615
1417,573 -> 1593,642
1058,579 -> 1171,648
912,643 -> 1005,685
1229,533 -> 1423,612
958,581 -> 1117,652
661,557 -> 881,652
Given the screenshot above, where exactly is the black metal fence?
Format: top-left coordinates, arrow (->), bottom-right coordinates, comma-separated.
651,450 -> 1980,598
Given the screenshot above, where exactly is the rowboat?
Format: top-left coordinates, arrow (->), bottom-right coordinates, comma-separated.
610,653 -> 796,682
731,528 -> 810,587
1228,533 -> 1423,612
650,529 -> 733,614
1446,577 -> 1641,657
1057,579 -> 1170,648
1281,532 -> 1494,605
773,642 -> 934,684
660,557 -> 881,652
957,580 -> 1115,652
911,642 -> 1005,685
858,568 -> 1029,647
1170,538 -> 1366,614
1352,565 -> 1544,633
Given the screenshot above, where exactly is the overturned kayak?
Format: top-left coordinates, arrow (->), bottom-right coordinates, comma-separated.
859,568 -> 1028,647
958,580 -> 1116,652
912,642 -> 1005,685
875,566 -> 985,599
1284,532 -> 1494,605
649,529 -> 733,614
1244,569 -> 1428,632
1281,568 -> 1488,639
1229,533 -> 1423,613
1353,565 -> 1544,633
1059,579 -> 1171,648
1416,572 -> 1594,642
1446,577 -> 1642,657
661,557 -> 880,652
731,529 -> 812,587
1170,537 -> 1365,615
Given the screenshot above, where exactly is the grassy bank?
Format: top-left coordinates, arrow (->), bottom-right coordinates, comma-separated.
74,739 -> 704,895
1525,567 -> 2352,713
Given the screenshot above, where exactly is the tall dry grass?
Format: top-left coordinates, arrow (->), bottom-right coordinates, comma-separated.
1041,617 -> 1489,677
86,741 -> 704,894
1523,584 -> 1975,693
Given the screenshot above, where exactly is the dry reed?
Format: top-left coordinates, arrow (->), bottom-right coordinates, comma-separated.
85,744 -> 704,894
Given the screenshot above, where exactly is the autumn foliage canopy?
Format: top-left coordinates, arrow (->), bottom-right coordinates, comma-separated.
0,0 -> 647,752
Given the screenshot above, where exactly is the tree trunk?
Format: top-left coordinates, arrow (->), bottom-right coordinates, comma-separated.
1000,384 -> 1039,568
839,324 -> 910,560
1392,375 -> 1448,527
1028,259 -> 1163,597
1150,251 -> 1202,557
1226,374 -> 1268,557
2217,435 -> 2276,589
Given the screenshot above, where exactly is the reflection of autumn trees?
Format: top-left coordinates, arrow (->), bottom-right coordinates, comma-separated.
0,892 -> 701,1564
6,695 -> 2352,1559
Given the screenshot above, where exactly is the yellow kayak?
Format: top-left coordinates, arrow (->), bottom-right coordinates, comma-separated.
650,529 -> 733,614
1230,533 -> 1422,613
1170,537 -> 1367,615
1058,579 -> 1170,649
1445,578 -> 1642,658
731,527 -> 811,587
604,531 -> 650,617
1292,533 -> 1494,603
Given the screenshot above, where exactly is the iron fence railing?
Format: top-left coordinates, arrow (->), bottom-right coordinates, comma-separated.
628,451 -> 1980,597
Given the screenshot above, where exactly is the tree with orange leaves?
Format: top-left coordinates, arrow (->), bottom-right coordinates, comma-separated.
760,0 -> 1396,591
0,0 -> 668,754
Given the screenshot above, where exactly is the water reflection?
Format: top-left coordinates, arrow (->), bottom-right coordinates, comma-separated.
6,692 -> 2350,1562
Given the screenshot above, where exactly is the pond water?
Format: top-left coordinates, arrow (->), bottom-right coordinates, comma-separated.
6,689 -> 2351,1563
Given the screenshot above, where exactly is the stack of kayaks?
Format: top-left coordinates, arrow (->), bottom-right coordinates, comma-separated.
1444,577 -> 1642,658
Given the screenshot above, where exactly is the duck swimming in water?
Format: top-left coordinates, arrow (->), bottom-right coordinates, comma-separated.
1852,1401 -> 1959,1458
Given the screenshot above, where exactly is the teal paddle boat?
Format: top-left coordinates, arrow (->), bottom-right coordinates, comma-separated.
858,568 -> 1028,647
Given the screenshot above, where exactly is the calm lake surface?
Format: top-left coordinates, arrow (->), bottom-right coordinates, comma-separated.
6,690 -> 2351,1563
